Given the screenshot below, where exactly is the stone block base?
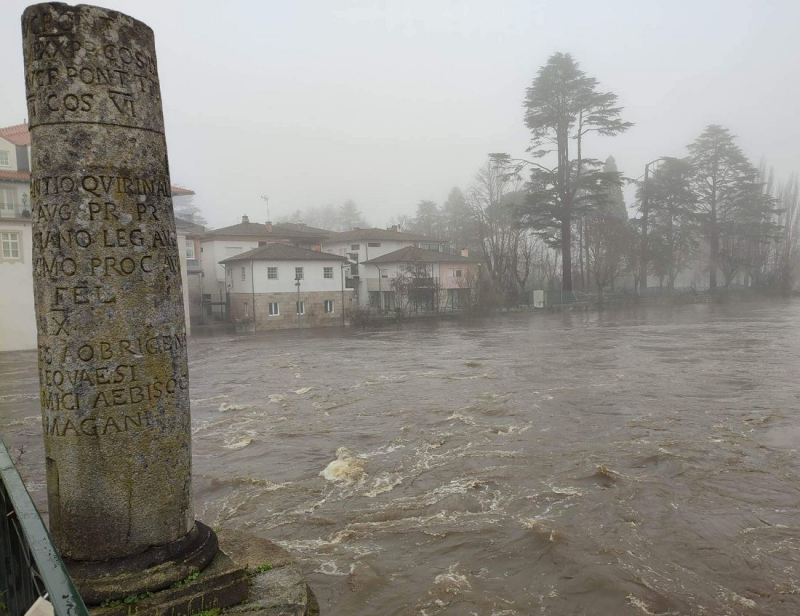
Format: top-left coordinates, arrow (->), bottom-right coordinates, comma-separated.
89,529 -> 317,616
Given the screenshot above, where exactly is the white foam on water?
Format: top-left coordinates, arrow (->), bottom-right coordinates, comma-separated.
433,564 -> 471,591
314,560 -> 356,577
448,412 -> 477,425
219,402 -> 248,412
549,485 -> 584,496
627,595 -> 656,615
363,473 -> 403,498
293,387 -> 313,394
223,438 -> 252,450
191,394 -> 228,404
320,447 -> 367,484
268,394 -> 287,404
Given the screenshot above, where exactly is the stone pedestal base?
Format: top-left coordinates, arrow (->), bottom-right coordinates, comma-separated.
68,522 -> 220,605
88,529 -> 318,616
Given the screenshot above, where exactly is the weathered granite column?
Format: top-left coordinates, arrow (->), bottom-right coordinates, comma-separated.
22,2 -> 216,597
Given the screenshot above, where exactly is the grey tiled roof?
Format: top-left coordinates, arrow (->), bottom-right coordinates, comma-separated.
326,228 -> 444,243
219,242 -> 348,264
204,221 -> 326,240
362,246 -> 481,265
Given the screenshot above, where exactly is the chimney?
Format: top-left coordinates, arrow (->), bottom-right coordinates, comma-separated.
265,221 -> 273,232
242,215 -> 249,223
461,248 -> 469,258
388,224 -> 400,232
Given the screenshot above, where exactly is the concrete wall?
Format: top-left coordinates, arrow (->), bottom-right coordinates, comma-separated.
200,239 -> 260,284
229,289 -> 354,331
228,259 -> 345,295
0,221 -> 36,351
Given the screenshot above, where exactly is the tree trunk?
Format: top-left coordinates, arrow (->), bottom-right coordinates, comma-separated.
562,218 -> 573,292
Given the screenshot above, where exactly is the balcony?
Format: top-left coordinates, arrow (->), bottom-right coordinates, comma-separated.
0,204 -> 30,219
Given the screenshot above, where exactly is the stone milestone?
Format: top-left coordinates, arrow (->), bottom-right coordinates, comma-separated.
22,1 -> 214,583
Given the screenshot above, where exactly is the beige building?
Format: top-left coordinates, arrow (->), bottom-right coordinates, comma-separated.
221,242 -> 352,330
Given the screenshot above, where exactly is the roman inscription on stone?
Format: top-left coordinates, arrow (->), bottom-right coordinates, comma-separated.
23,3 -> 193,562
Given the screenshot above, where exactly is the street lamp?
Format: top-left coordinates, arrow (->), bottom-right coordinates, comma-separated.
340,261 -> 348,328
639,158 -> 666,293
295,273 -> 302,329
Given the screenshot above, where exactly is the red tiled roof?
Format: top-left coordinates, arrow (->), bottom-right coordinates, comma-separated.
0,123 -> 30,146
172,186 -> 195,196
0,170 -> 30,182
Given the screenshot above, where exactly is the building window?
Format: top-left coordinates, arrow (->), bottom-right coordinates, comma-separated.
324,300 -> 334,313
368,242 -> 381,247
243,302 -> 249,317
456,269 -> 462,278
380,269 -> 388,278
419,243 -> 440,251
0,151 -> 9,167
368,291 -> 380,308
0,188 -> 16,216
348,253 -> 358,262
323,267 -> 333,279
295,267 -> 304,280
185,242 -> 195,260
1,232 -> 20,260
258,241 -> 267,246
269,302 -> 279,316
241,267 -> 246,281
350,244 -> 359,251
448,268 -> 455,276
267,267 -> 278,279
296,301 -> 305,315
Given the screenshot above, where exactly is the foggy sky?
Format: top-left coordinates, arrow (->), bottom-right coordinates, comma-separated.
2,0 -> 798,229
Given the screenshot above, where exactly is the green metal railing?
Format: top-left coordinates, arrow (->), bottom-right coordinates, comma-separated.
0,441 -> 88,616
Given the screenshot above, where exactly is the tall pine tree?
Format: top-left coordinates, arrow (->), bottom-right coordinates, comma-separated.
497,53 -> 631,292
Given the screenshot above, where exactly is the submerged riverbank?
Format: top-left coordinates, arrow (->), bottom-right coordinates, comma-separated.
2,299 -> 800,615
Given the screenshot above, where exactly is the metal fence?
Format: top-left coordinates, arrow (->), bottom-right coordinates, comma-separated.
0,441 -> 88,616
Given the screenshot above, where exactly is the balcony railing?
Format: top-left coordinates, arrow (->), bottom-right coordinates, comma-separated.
0,206 -> 30,219
0,441 -> 89,616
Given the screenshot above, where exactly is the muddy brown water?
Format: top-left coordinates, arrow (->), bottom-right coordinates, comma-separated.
2,301 -> 800,615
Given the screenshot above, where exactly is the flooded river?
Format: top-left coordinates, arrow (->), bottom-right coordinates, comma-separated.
3,300 -> 800,615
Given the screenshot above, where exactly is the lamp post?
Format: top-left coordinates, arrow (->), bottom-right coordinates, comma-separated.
295,273 -> 302,329
341,261 -> 347,327
639,158 -> 665,293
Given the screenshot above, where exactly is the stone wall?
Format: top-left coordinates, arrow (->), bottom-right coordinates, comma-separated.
229,290 -> 354,330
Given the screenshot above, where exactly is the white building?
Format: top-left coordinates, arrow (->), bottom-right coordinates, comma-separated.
220,242 -> 352,330
0,122 -> 196,352
198,216 -> 327,319
321,226 -> 447,308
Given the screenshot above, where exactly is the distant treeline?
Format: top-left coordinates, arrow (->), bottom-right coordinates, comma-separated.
282,53 -> 800,305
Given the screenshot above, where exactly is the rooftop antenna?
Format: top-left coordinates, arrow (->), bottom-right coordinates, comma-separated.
260,195 -> 270,221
